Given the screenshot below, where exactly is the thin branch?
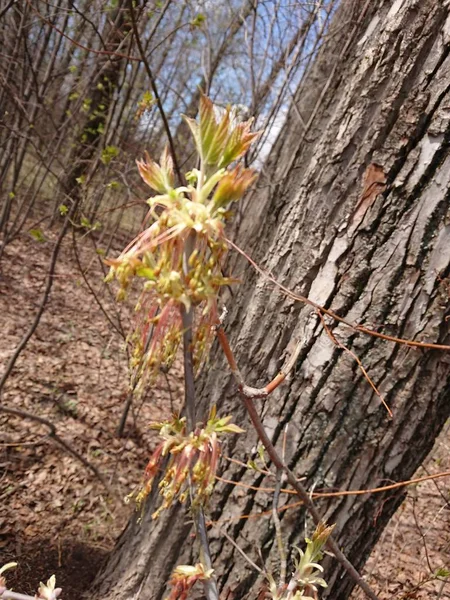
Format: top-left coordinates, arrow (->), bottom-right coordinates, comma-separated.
272,468 -> 287,587
317,310 -> 393,417
181,304 -> 196,433
217,469 -> 450,500
216,326 -> 379,600
226,237 -> 450,352
24,0 -> 140,61
0,0 -> 16,20
72,229 -> 125,339
0,404 -> 117,500
215,325 -> 303,399
127,0 -> 183,185
0,205 -> 77,393
214,526 -> 264,575
180,233 -> 218,600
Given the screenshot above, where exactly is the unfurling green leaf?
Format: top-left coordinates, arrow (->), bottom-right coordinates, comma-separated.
80,216 -> 91,229
29,228 -> 46,242
101,145 -> 120,165
190,13 -> 206,28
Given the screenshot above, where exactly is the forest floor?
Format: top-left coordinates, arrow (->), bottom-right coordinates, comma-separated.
0,229 -> 449,600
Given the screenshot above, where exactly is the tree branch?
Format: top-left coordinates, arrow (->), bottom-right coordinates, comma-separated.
127,0 -> 183,185
0,404 -> 118,501
216,325 -> 379,600
0,205 -> 77,393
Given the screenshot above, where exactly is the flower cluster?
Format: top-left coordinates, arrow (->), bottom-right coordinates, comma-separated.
106,93 -> 258,389
37,576 -> 62,600
130,407 -> 244,518
166,563 -> 214,600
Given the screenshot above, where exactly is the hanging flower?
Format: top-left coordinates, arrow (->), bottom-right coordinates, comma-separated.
129,407 -> 244,517
105,93 -> 259,390
166,563 -> 214,600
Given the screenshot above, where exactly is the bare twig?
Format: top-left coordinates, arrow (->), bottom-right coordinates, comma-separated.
216,325 -> 379,600
226,237 -> 450,352
0,404 -> 118,501
24,0 -> 140,62
180,232 -> 218,600
0,206 -> 77,393
216,469 -> 450,500
317,310 -> 393,417
214,526 -> 264,575
72,228 -> 125,338
127,0 -> 183,185
272,468 -> 287,587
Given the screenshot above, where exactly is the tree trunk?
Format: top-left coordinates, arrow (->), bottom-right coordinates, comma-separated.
92,0 -> 450,598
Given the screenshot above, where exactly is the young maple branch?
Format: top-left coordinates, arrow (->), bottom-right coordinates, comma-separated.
180,308 -> 219,600
215,325 -> 304,399
216,325 -> 379,600
181,306 -> 197,432
181,236 -> 218,600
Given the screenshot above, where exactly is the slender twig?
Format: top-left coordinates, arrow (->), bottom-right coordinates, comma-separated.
180,234 -> 218,600
214,526 -> 264,574
127,0 -> 183,185
411,496 -> 433,575
196,507 -> 218,600
437,575 -> 449,599
181,304 -> 196,433
317,310 -> 393,417
226,237 -> 450,352
0,404 -> 118,500
72,228 -> 125,338
215,325 -> 303,399
0,0 -> 16,20
217,326 -> 379,600
216,469 -> 450,499
272,468 -> 287,587
24,0 -> 140,61
0,204 -> 77,393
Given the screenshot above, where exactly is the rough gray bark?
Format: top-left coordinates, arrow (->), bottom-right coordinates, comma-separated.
92,1 -> 450,599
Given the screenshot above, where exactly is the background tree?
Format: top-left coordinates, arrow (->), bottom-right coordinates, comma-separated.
90,0 -> 450,599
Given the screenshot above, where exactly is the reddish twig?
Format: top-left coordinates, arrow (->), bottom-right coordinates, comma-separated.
216,325 -> 379,600
317,310 -> 393,417
226,237 -> 450,352
216,469 -> 450,501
